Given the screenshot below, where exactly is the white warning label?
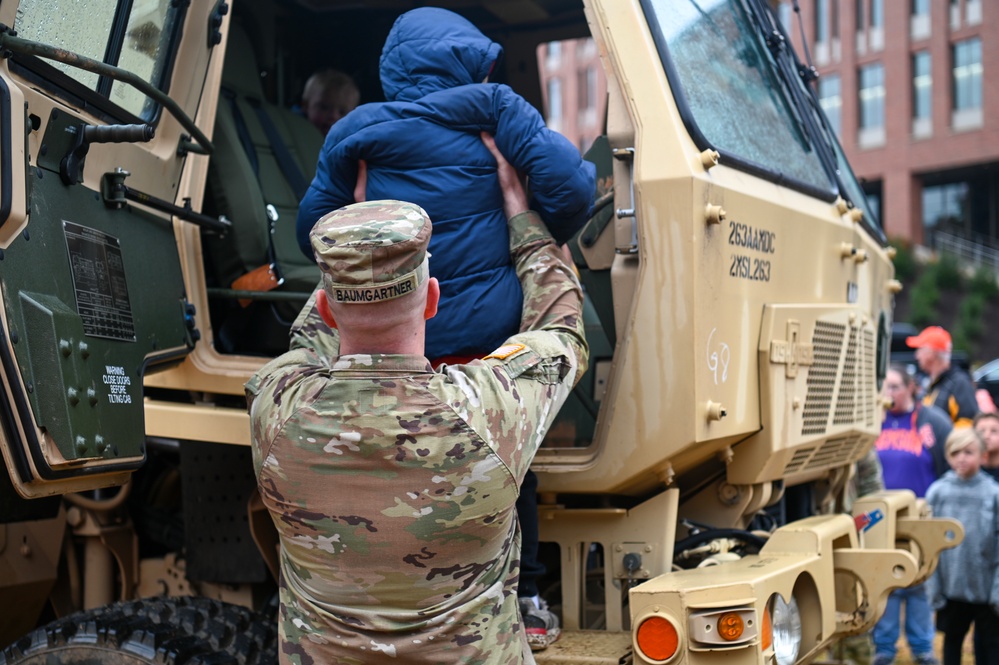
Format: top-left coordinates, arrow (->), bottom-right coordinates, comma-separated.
102,364 -> 132,404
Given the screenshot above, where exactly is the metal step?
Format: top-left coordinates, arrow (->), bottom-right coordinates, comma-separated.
534,630 -> 632,664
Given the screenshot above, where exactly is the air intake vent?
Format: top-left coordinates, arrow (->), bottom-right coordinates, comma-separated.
801,322 -> 845,435
780,434 -> 864,476
783,446 -> 817,474
804,433 -> 864,470
833,330 -> 859,425
863,329 -> 877,427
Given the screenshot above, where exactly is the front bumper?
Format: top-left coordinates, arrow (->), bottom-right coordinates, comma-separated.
629,491 -> 962,664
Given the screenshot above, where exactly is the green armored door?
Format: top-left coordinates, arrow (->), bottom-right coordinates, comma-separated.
0,0 -> 228,497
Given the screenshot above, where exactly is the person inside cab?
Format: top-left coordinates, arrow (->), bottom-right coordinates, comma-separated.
298,68 -> 360,136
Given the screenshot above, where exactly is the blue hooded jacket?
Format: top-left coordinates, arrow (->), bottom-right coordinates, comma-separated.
296,7 -> 596,359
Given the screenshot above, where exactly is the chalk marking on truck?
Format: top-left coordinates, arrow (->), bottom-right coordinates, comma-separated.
706,328 -> 731,385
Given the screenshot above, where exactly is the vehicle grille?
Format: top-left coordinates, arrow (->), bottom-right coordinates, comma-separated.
801,321 -> 844,435
782,433 -> 866,475
802,322 -> 877,436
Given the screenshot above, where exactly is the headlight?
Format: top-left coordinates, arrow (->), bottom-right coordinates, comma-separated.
770,594 -> 802,665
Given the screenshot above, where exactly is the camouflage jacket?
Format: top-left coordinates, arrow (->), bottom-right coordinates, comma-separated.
246,210 -> 588,664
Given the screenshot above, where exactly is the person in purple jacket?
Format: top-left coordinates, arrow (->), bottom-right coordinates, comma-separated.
871,365 -> 952,665
294,7 -> 596,651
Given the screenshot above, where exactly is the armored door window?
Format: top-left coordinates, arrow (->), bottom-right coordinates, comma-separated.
14,0 -> 184,120
642,0 -> 834,197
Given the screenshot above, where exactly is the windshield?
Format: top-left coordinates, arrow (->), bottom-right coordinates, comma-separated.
643,0 -> 833,196
14,0 -> 183,120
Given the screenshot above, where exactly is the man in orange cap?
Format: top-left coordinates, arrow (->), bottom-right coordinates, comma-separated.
906,326 -> 978,427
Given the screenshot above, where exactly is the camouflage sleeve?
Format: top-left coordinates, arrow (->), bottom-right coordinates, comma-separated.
288,286 -> 341,357
507,210 -> 588,381
429,211 -> 589,483
245,348 -> 329,475
853,447 -> 884,498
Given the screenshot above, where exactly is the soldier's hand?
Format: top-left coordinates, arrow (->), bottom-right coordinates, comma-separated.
353,159 -> 367,203
481,132 -> 528,219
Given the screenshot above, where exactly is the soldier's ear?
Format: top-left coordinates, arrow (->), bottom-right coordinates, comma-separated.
424,278 -> 440,321
316,289 -> 338,329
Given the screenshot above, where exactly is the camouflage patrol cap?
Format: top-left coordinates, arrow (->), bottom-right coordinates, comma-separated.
310,200 -> 432,304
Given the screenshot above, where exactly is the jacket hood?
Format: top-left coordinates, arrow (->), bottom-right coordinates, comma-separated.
380,7 -> 503,102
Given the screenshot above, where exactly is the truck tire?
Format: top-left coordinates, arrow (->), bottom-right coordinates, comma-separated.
1,596 -> 277,665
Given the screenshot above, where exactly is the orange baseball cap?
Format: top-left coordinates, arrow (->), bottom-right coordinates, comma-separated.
905,325 -> 952,352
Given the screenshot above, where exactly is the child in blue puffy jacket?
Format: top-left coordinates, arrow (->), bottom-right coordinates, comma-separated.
296,6 -> 596,361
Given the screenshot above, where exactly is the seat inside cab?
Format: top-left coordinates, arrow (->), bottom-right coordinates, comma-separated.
201,22 -> 324,356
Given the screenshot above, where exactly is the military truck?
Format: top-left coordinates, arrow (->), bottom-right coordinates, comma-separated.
0,0 -> 962,663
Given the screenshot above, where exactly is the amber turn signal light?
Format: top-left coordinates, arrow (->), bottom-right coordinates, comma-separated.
717,611 -> 745,641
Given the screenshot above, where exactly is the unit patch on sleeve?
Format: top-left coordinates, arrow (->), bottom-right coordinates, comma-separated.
484,343 -> 526,360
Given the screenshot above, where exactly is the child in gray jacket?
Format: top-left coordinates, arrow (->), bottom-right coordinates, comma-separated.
926,427 -> 999,665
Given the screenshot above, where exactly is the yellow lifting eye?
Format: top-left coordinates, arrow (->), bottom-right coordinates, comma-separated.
717,611 -> 745,641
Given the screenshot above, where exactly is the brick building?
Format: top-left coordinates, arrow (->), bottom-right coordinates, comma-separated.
537,37 -> 606,156
781,0 -> 997,248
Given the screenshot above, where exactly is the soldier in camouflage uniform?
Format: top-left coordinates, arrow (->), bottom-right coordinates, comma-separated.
826,447 -> 884,665
246,145 -> 588,664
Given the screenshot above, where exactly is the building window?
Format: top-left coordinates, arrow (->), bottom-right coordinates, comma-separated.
870,0 -> 883,27
953,38 -> 982,111
911,0 -> 930,39
858,62 -> 885,146
923,182 -> 970,238
953,38 -> 983,130
546,41 -> 561,69
869,0 -> 884,50
578,66 -> 597,111
815,0 -> 829,43
813,0 -> 830,63
862,180 -> 883,227
967,0 -> 982,25
576,65 -> 597,129
818,74 -> 842,137
855,0 -> 868,54
778,1 -> 793,31
546,77 -> 562,129
912,51 -> 932,138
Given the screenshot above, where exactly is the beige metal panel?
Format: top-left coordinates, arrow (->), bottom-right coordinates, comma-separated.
144,399 -> 251,446
0,508 -> 65,646
540,489 -> 678,633
0,72 -> 28,249
145,0 -> 268,398
538,0 -> 892,498
536,0 -> 705,496
143,0 -> 288,398
533,629 -> 632,664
